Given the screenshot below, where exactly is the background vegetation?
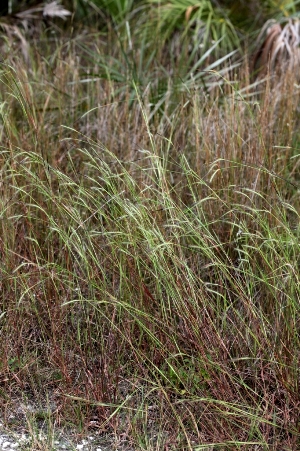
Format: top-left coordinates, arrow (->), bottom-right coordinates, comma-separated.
0,0 -> 300,450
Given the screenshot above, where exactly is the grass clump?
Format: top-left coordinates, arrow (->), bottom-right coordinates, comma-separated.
0,21 -> 300,451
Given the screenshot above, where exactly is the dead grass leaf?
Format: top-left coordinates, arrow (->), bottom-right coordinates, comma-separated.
185,5 -> 199,22
0,22 -> 30,63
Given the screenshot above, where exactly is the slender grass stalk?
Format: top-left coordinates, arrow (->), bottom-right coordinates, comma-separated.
0,21 -> 300,449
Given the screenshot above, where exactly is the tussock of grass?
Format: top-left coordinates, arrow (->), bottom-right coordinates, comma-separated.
0,24 -> 300,450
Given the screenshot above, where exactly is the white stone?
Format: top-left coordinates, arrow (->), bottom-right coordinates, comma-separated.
19,434 -> 28,443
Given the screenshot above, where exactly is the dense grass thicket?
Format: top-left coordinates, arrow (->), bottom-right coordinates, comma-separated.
0,2 -> 300,450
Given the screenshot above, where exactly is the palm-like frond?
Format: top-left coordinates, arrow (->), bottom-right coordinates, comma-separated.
147,0 -> 240,55
14,1 -> 71,20
253,18 -> 300,76
43,1 -> 71,19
